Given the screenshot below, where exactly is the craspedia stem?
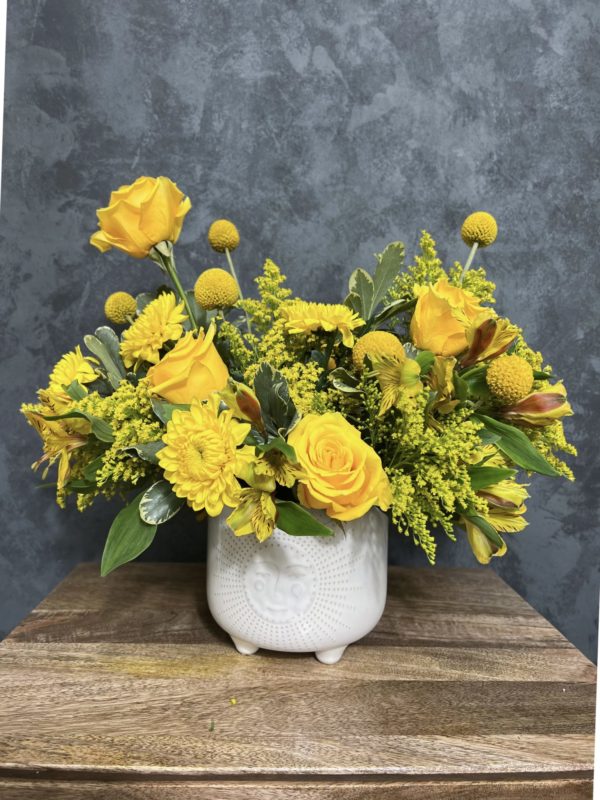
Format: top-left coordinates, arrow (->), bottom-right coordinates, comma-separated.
226,247 -> 253,335
460,242 -> 478,284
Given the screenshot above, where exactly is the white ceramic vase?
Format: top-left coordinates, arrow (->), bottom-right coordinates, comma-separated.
206,507 -> 388,664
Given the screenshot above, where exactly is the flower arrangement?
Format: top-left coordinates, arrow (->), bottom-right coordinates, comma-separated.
22,177 -> 575,575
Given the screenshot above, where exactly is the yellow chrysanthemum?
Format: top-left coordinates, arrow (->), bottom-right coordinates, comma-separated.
120,292 -> 187,368
486,354 -> 534,405
158,394 -> 254,516
104,291 -> 136,325
461,211 -> 498,248
48,346 -> 97,394
227,488 -> 277,542
208,219 -> 240,253
281,301 -> 365,348
194,268 -> 239,309
352,330 -> 405,370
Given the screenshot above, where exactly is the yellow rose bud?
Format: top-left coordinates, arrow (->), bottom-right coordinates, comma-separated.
104,291 -> 136,325
410,278 -> 483,357
208,219 -> 240,253
288,412 -> 392,522
461,211 -> 498,248
147,323 -> 229,404
501,381 -> 573,427
90,176 -> 191,259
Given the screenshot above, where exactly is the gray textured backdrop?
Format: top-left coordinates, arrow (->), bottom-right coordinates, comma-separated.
1,0 -> 598,660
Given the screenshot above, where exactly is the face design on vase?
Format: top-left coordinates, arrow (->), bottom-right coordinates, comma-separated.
243,551 -> 315,623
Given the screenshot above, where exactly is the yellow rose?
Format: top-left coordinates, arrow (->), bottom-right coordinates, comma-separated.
90,176 -> 191,259
410,278 -> 483,356
147,323 -> 229,404
288,412 -> 392,522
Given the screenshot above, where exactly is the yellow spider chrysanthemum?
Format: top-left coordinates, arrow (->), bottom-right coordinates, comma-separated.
281,301 -> 365,348
461,211 -> 498,248
208,219 -> 240,253
104,291 -> 136,325
158,395 -> 254,516
352,330 -> 405,370
227,488 -> 277,542
120,292 -> 187,368
194,268 -> 239,309
48,346 -> 97,394
486,354 -> 534,406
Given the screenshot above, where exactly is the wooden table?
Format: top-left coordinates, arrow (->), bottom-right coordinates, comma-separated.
0,564 -> 595,798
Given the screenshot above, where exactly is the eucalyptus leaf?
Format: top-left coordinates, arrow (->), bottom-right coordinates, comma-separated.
84,327 -> 125,390
100,491 -> 158,576
136,292 -> 155,314
467,465 -> 517,492
475,414 -> 560,477
139,480 -> 184,525
41,410 -> 114,443
253,363 -> 298,436
371,241 -> 405,314
349,268 -> 374,320
275,501 -> 334,536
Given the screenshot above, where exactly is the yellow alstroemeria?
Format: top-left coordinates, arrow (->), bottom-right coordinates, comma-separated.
371,352 -> 423,416
219,378 -> 264,431
429,355 -> 459,414
501,382 -> 573,427
464,518 -> 508,565
23,410 -> 89,489
460,313 -> 519,368
227,488 -> 277,542
465,477 -> 528,564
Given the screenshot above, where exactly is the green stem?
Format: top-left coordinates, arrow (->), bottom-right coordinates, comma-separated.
226,247 -> 253,336
150,243 -> 198,332
316,334 -> 337,390
460,242 -> 478,284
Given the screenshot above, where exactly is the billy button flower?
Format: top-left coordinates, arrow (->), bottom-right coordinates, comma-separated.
104,291 -> 137,325
486,354 -> 534,406
194,268 -> 240,310
352,330 -> 405,370
208,218 -> 252,334
459,211 -> 498,284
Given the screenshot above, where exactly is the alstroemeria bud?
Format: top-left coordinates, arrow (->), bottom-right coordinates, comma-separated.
460,314 -> 518,368
220,378 -> 265,431
502,382 -> 572,427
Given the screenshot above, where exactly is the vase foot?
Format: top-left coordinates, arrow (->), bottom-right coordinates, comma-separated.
231,635 -> 259,656
315,645 -> 347,665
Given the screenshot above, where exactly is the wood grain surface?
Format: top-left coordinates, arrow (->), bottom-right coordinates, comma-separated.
0,564 -> 595,798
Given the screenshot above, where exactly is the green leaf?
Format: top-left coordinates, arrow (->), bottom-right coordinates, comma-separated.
478,428 -> 501,445
348,268 -> 374,320
463,369 -> 491,400
84,327 -> 126,390
151,397 -> 190,424
275,501 -> 334,536
467,465 -> 517,491
533,370 -> 552,381
453,373 -> 468,402
41,410 -> 114,443
329,366 -> 363,397
253,363 -> 298,436
101,491 -> 158,576
83,455 -> 105,482
475,414 -> 560,477
415,350 -> 435,375
462,510 -> 505,548
344,291 -> 363,315
371,297 -> 416,326
139,480 -> 184,525
64,380 -> 87,401
256,437 -> 297,463
136,292 -> 155,314
371,241 -> 405,314
125,441 -> 165,464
